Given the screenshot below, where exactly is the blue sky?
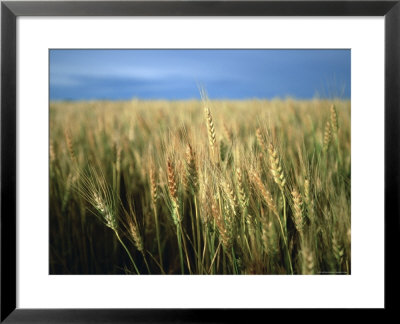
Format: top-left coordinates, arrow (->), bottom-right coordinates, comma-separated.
50,49 -> 350,100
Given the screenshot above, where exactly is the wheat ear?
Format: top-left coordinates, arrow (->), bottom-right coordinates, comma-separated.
256,128 -> 266,151
304,178 -> 310,206
332,230 -> 344,267
291,187 -> 304,234
222,122 -> 233,142
330,104 -> 338,135
221,179 -> 239,218
250,171 -> 278,217
49,140 -> 56,163
92,192 -> 116,230
184,144 -> 198,194
127,215 -> 144,252
302,247 -> 315,274
149,166 -> 158,208
268,143 -> 286,190
236,168 -> 249,210
323,121 -> 332,152
167,158 -> 180,224
212,203 -> 232,250
149,164 -> 163,271
204,106 -> 217,157
65,129 -> 76,163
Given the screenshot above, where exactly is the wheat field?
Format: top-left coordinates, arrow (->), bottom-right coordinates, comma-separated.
49,97 -> 351,275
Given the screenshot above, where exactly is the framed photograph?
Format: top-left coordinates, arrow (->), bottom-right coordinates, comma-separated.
1,0 -> 398,321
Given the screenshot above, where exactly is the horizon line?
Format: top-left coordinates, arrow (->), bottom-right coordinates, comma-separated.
50,96 -> 351,102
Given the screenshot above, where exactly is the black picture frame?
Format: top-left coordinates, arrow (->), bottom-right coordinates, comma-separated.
1,0 -> 399,322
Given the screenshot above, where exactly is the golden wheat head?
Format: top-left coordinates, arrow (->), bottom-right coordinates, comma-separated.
268,143 -> 286,190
